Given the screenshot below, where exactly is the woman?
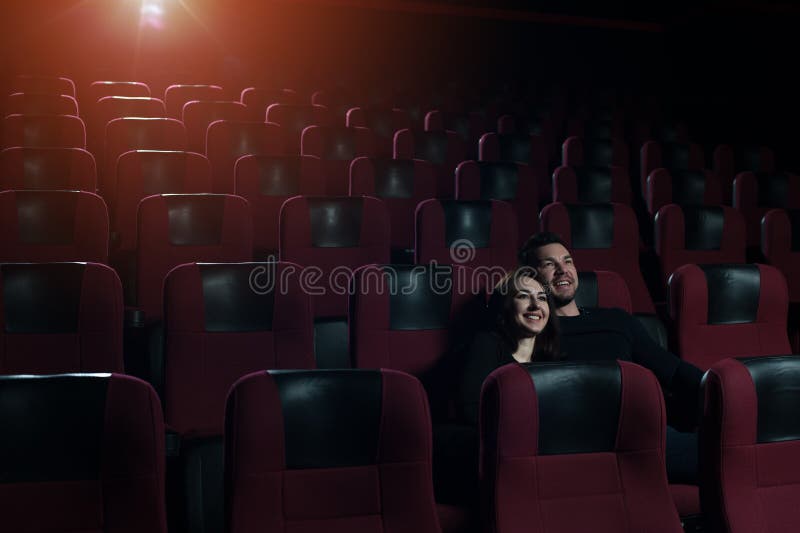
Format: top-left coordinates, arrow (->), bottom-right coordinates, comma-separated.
458,266 -> 560,425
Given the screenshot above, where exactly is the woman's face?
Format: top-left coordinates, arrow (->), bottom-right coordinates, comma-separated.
511,277 -> 550,337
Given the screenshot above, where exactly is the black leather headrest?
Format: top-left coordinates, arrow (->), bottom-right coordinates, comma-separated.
2,263 -> 85,334
566,204 -> 614,249
574,272 -> 599,308
584,139 -> 613,168
700,264 -> 760,325
165,194 -> 225,246
498,135 -> 531,163
308,197 -> 364,248
414,132 -> 448,165
384,265 -> 453,330
270,370 -> 382,469
575,168 -> 612,203
741,356 -> 800,443
441,200 -> 493,248
526,362 -> 621,455
0,374 -> 109,483
323,128 -> 356,160
139,151 -> 186,194
756,172 -> 788,208
16,191 -> 77,245
18,150 -> 74,189
256,156 -> 301,196
200,263 -> 275,332
683,206 -> 724,251
672,171 -> 707,206
373,159 -> 415,199
663,143 -> 690,170
478,162 -> 519,201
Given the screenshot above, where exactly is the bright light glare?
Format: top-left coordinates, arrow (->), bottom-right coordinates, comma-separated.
140,0 -> 165,29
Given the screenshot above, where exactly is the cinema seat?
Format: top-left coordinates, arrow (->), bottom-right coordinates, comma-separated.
395,129 -> 467,198
640,140 -> 705,195
0,373 -> 166,533
164,83 -> 224,118
733,170 -> 800,248
301,125 -> 377,195
762,208 -> 800,302
714,144 -> 776,202
206,120 -> 285,193
668,263 -> 790,369
425,110 -> 490,160
0,147 -> 96,191
224,369 -> 441,533
552,165 -> 631,205
265,103 -> 330,154
88,96 -> 166,156
478,132 -> 549,201
562,136 -> 628,169
87,80 -> 150,103
701,355 -> 800,533
4,92 -> 79,116
347,106 -> 412,157
0,262 -> 123,374
0,190 -> 108,263
234,154 -> 326,259
481,361 -> 683,533
311,87 -> 360,126
239,87 -> 300,120
11,74 -> 76,97
573,270 -> 633,311
2,114 -> 86,149
181,100 -> 248,153
646,168 -> 722,217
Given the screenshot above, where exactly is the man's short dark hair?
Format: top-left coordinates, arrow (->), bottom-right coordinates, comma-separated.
518,231 -> 568,266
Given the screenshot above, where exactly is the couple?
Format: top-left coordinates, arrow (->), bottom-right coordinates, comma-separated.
459,232 -> 703,481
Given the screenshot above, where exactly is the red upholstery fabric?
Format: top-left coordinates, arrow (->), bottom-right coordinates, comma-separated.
301,125 -> 377,195
480,361 -> 682,533
163,262 -> 314,437
87,80 -> 150,103
587,270 -> 634,311
646,168 -> 722,216
279,195 -> 390,317
2,114 -> 86,149
669,484 -> 701,517
540,202 -> 655,313
0,147 -> 96,192
0,189 -> 109,263
394,128 -> 467,198
163,84 -> 225,119
762,208 -> 800,302
88,96 -> 167,158
11,75 -> 76,97
478,132 -> 549,201
311,88 -> 360,126
102,118 -> 186,198
733,171 -> 800,247
0,262 -> 123,374
239,87 -> 300,120
561,136 -> 628,168
347,106 -> 412,157
235,154 -> 326,259
5,93 -> 79,116
134,194 -> 252,322
224,369 -> 441,533
350,157 -> 437,252
425,110 -> 490,159
552,165 -> 631,205
113,150 -> 212,252
701,357 -> 800,533
0,373 -> 166,533
455,160 -> 539,245
206,120 -> 285,193
415,199 -> 518,272
181,100 -> 248,153
640,140 -> 705,193
654,204 -> 746,283
265,103 -> 331,154
668,264 -> 790,369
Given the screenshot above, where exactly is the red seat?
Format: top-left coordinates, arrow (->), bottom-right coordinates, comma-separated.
87,80 -> 150,103
552,165 -> 631,205
646,168 -> 722,217
301,125 -> 377,195
347,106 -> 412,157
265,103 -> 330,154
181,100 -> 248,153
2,114 -> 86,149
640,140 -> 705,194
206,120 -> 285,193
762,208 -> 800,302
11,75 -> 76,97
0,147 -> 96,191
733,170 -> 800,247
88,96 -> 167,163
163,84 -> 225,118
4,93 -> 79,117
239,87 -> 300,120
395,129 -> 467,198
478,132 -> 549,201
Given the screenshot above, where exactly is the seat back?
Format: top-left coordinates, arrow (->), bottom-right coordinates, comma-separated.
346,106 -> 411,157
265,103 -> 330,154
481,361 -> 682,533
478,132 -> 549,200
3,114 -> 86,149
668,263 -> 790,369
734,171 -> 800,247
640,141 -> 705,193
239,87 -> 300,119
164,84 -> 225,118
552,165 -> 631,205
181,100 -> 248,153
224,369 -> 441,533
301,125 -> 377,195
762,208 -> 800,302
574,270 -> 633,311
0,147 -> 96,191
11,75 -> 76,97
395,129 -> 467,198
646,168 -> 722,216
206,120 -> 285,193
89,96 -> 166,158
87,80 -> 150,103
5,93 -> 79,116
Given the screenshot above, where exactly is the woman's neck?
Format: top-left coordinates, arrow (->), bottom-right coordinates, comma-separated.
512,336 -> 536,363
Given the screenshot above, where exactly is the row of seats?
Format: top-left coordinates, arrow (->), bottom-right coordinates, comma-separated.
6,352 -> 800,533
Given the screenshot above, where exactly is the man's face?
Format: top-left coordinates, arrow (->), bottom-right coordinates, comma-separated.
529,243 -> 578,308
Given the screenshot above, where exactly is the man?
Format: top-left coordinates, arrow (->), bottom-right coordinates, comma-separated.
519,231 -> 702,482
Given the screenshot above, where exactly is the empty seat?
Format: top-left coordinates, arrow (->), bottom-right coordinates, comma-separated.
761,208 -> 800,302
11,75 -> 75,97
346,106 -> 412,157
540,202 -> 655,314
101,117 -> 186,198
415,199 -> 518,271
182,100 -> 248,153
112,150 -> 212,253
224,369 -> 441,533
311,87 -> 360,126
279,195 -> 390,318
655,205 -> 746,284
350,157 -> 437,261
668,263 -> 790,369
562,136 -> 629,169
4,93 -> 79,117
552,165 -> 631,205
0,190 -> 108,263
131,194 -> 252,323
163,84 -> 225,118
301,125 -> 376,195
88,96 -> 167,162
395,129 -> 467,198
0,262 -> 123,374
265,103 -> 330,154
455,160 -> 538,245
714,144 -> 776,201
235,154 -> 325,259
573,270 -> 634,311
734,170 -> 800,247
646,168 -> 722,217
206,121 -> 285,193
701,355 -> 800,533
0,373 -> 166,533
478,132 -> 549,201
0,147 -> 96,191
425,110 -> 490,160
239,87 -> 300,119
640,141 -> 705,194
3,114 -> 86,149
481,361 -> 683,533
87,80 -> 150,103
